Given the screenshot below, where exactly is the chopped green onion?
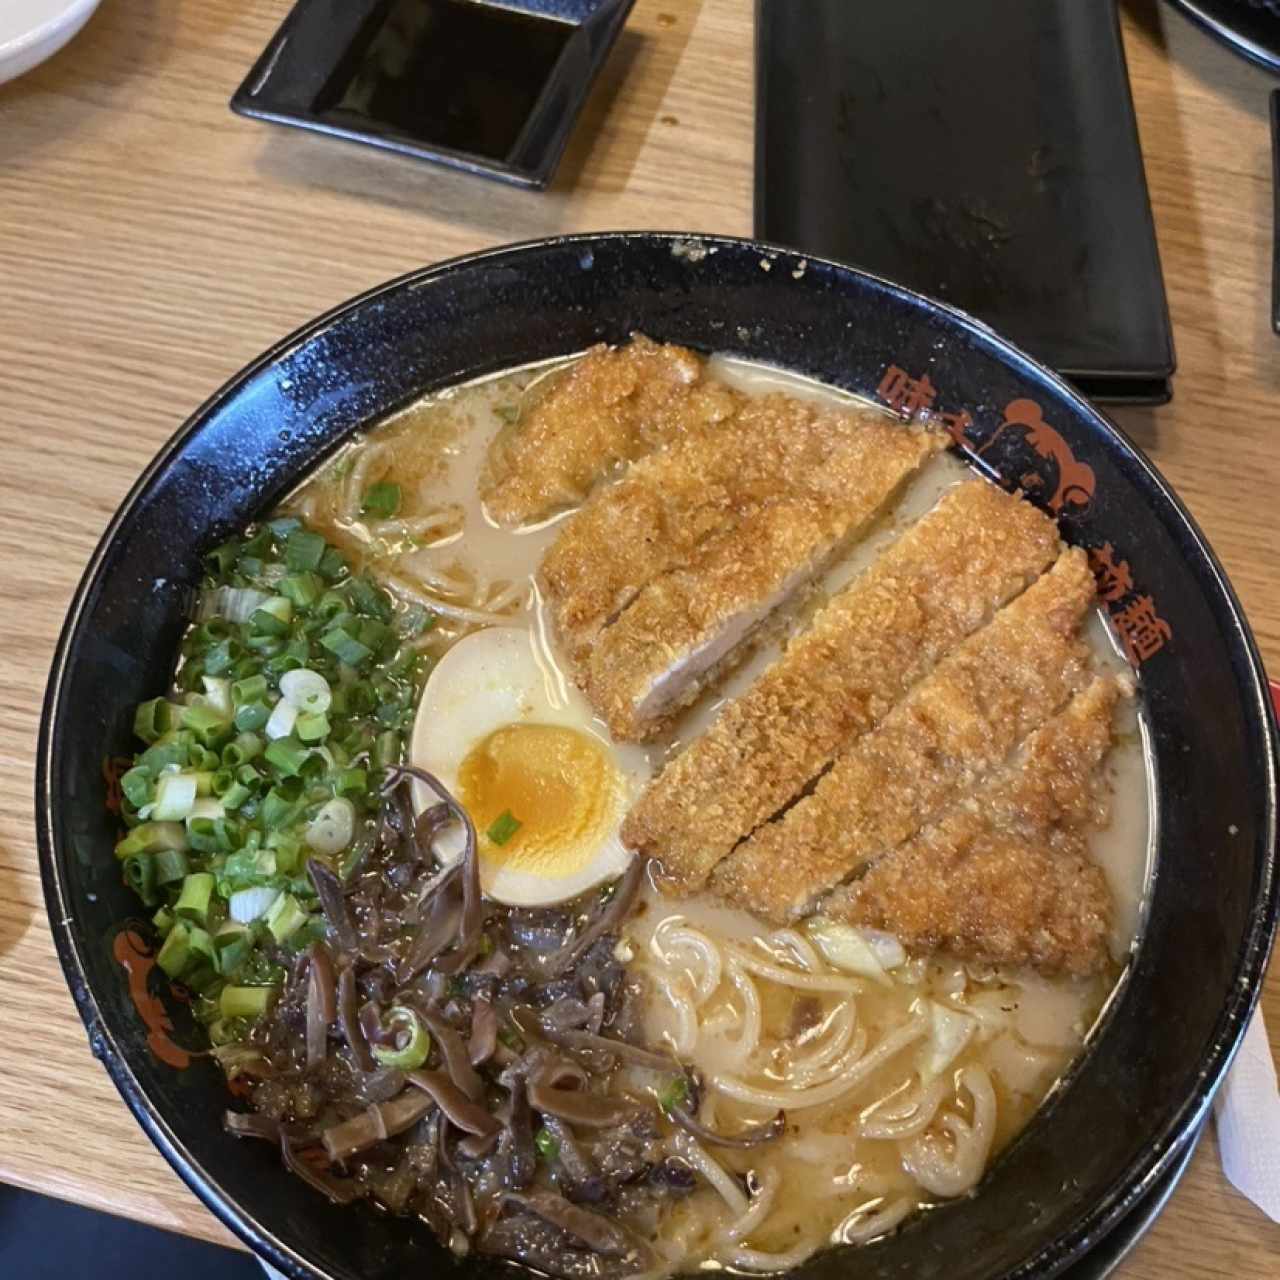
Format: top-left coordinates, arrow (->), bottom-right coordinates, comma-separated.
267,832 -> 303,875
318,546 -> 347,581
233,700 -> 270,732
487,810 -> 522,847
260,783 -> 302,830
268,515 -> 302,539
189,745 -> 220,772
138,734 -> 190,773
181,703 -> 230,747
370,1006 -> 431,1070
151,771 -> 198,821
206,540 -> 240,576
320,627 -> 373,668
284,530 -> 326,572
153,847 -> 190,886
265,698 -> 298,741
121,766 -> 154,810
231,674 -> 268,706
152,906 -> 174,934
219,985 -> 275,1020
658,1074 -> 690,1114
305,797 -> 355,856
215,928 -> 252,978
199,676 -> 233,719
534,1128 -> 560,1162
123,853 -> 158,905
133,698 -> 176,745
396,605 -> 435,638
360,481 -> 401,519
249,607 -> 289,638
348,575 -> 393,621
115,820 -> 187,860
220,781 -> 251,811
156,921 -> 192,978
187,924 -> 216,968
373,729 -> 401,770
280,571 -> 323,610
264,735 -> 308,777
264,892 -> 308,943
228,885 -> 281,924
295,711 -> 330,742
357,618 -> 392,653
222,732 -> 263,766
333,767 -> 367,799
175,871 -> 215,923
279,668 -> 332,714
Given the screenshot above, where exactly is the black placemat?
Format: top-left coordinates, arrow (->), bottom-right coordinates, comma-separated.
755,0 -> 1176,404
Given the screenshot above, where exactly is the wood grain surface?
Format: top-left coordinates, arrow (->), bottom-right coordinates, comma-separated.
1,0 -> 1277,1270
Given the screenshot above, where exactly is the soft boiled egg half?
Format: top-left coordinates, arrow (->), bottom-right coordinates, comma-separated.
410,626 -> 650,906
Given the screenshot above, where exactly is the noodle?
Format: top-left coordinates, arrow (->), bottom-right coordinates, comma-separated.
669,1132 -> 749,1217
715,958 -> 764,1072
650,919 -> 722,1005
367,511 -> 463,540
724,944 -> 864,993
717,1167 -> 781,1245
776,1002 -> 857,1082
900,1066 -> 996,1197
386,571 -> 523,626
342,440 -> 386,519
763,928 -> 824,972
724,1241 -> 822,1272
651,972 -> 699,1057
836,1196 -> 915,1245
710,1015 -> 926,1110
859,1075 -> 949,1140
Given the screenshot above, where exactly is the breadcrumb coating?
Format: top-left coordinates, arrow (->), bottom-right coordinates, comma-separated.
708,549 -> 1097,920
622,479 -> 1061,889
481,336 -> 738,528
539,390 -> 899,663
567,396 -> 943,740
820,677 -> 1123,976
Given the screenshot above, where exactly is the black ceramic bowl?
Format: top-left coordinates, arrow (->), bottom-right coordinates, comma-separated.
38,233 -> 1278,1280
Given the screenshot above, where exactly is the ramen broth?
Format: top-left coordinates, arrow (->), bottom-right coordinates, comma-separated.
283,353 -> 1153,1270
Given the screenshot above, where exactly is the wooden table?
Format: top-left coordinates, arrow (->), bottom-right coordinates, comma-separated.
1,0 -> 1277,1271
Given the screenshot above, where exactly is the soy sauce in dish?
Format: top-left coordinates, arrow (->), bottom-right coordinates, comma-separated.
315,0 -> 575,161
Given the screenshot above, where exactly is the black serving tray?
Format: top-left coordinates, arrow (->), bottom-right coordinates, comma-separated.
231,0 -> 634,188
1165,0 -> 1280,75
755,0 -> 1176,404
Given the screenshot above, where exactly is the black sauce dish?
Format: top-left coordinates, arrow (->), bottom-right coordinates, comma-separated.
37,233 -> 1278,1280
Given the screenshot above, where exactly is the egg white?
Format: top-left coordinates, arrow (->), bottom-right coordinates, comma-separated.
410,625 -> 649,906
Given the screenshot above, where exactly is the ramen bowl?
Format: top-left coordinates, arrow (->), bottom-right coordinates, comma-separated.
37,233 -> 1278,1279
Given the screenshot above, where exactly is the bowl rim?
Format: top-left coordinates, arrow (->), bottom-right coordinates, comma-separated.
36,230 -> 1280,1279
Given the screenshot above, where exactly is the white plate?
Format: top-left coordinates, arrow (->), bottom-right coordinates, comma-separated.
0,0 -> 102,86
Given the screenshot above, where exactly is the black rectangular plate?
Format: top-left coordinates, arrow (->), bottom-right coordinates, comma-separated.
755,0 -> 1176,404
231,0 -> 634,189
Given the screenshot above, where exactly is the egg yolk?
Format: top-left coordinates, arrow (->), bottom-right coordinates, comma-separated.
456,724 -> 622,877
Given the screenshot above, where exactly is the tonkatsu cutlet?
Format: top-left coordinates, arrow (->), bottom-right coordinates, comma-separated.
541,393 -> 943,665
480,335 -> 739,528
622,480 -> 1062,891
819,677 -> 1124,976
563,398 -> 944,741
708,548 -> 1097,921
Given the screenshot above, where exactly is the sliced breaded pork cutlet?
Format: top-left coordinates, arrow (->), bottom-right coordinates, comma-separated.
621,480 -> 1062,891
540,393 -> 944,665
819,676 -> 1124,976
556,398 -> 944,741
481,336 -> 739,528
708,548 -> 1097,921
